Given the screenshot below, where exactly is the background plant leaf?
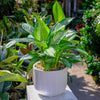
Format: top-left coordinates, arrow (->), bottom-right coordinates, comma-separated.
53,1 -> 65,23
0,92 -> 9,100
0,70 -> 27,82
0,56 -> 19,64
0,81 -> 11,93
22,23 -> 34,36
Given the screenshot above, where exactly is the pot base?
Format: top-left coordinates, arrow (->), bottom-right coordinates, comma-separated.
27,85 -> 78,100
38,91 -> 66,97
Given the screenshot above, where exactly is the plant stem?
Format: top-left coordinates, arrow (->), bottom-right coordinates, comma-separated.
58,61 -> 61,69
15,0 -> 20,10
54,56 -> 59,70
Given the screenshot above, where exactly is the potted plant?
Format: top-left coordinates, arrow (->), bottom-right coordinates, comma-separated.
7,1 -> 87,96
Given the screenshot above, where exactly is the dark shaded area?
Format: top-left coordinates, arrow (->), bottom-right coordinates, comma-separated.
0,0 -> 15,19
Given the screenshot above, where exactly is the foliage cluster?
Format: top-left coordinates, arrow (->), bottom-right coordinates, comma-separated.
80,0 -> 100,57
7,1 -> 88,71
82,0 -> 96,10
0,45 -> 27,99
78,0 -> 100,82
0,0 -> 15,19
17,0 -> 39,11
86,56 -> 100,76
0,1 -> 30,98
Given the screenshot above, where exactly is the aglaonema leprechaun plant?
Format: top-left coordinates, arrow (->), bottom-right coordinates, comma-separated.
6,1 -> 88,71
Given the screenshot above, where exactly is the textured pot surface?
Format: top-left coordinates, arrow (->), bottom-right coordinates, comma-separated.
33,62 -> 67,96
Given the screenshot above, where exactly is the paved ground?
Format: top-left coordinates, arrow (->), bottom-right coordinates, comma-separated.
68,62 -> 100,100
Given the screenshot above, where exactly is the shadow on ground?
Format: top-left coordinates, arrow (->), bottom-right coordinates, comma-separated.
68,63 -> 100,100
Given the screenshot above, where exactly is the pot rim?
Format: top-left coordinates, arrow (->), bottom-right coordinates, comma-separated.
33,61 -> 67,72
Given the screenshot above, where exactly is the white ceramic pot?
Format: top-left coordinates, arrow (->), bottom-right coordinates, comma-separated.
33,62 -> 67,97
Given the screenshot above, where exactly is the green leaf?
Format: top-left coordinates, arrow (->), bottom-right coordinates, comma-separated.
1,49 -> 7,61
34,22 -> 41,41
22,23 -> 34,36
15,43 -> 27,48
39,11 -> 47,18
67,34 -> 76,41
34,42 -> 47,50
87,56 -> 93,62
0,92 -> 9,100
2,81 -> 11,93
44,47 -> 56,57
65,30 -> 77,41
20,54 -> 32,61
15,60 -> 24,72
44,58 -> 54,71
62,52 -> 76,57
0,56 -> 19,64
30,54 -> 40,65
96,23 -> 100,35
45,15 -> 52,25
16,60 -> 23,67
50,31 -> 66,45
67,56 -> 81,63
0,82 -> 3,93
30,57 -> 40,64
5,38 -> 35,49
53,1 -> 65,23
61,57 -> 72,68
50,18 -> 74,34
27,57 -> 40,71
27,63 -> 33,71
75,48 -> 88,55
50,30 -> 76,45
65,30 -> 76,38
33,13 -> 49,41
0,81 -> 11,93
56,45 -> 74,56
5,40 -> 16,48
59,39 -> 71,45
55,45 -> 75,61
0,70 -> 27,82
10,38 -> 35,43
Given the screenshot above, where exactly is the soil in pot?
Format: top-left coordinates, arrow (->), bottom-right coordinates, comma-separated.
35,62 -> 65,71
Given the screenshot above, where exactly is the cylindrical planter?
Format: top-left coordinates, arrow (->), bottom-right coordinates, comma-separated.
33,62 -> 67,97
